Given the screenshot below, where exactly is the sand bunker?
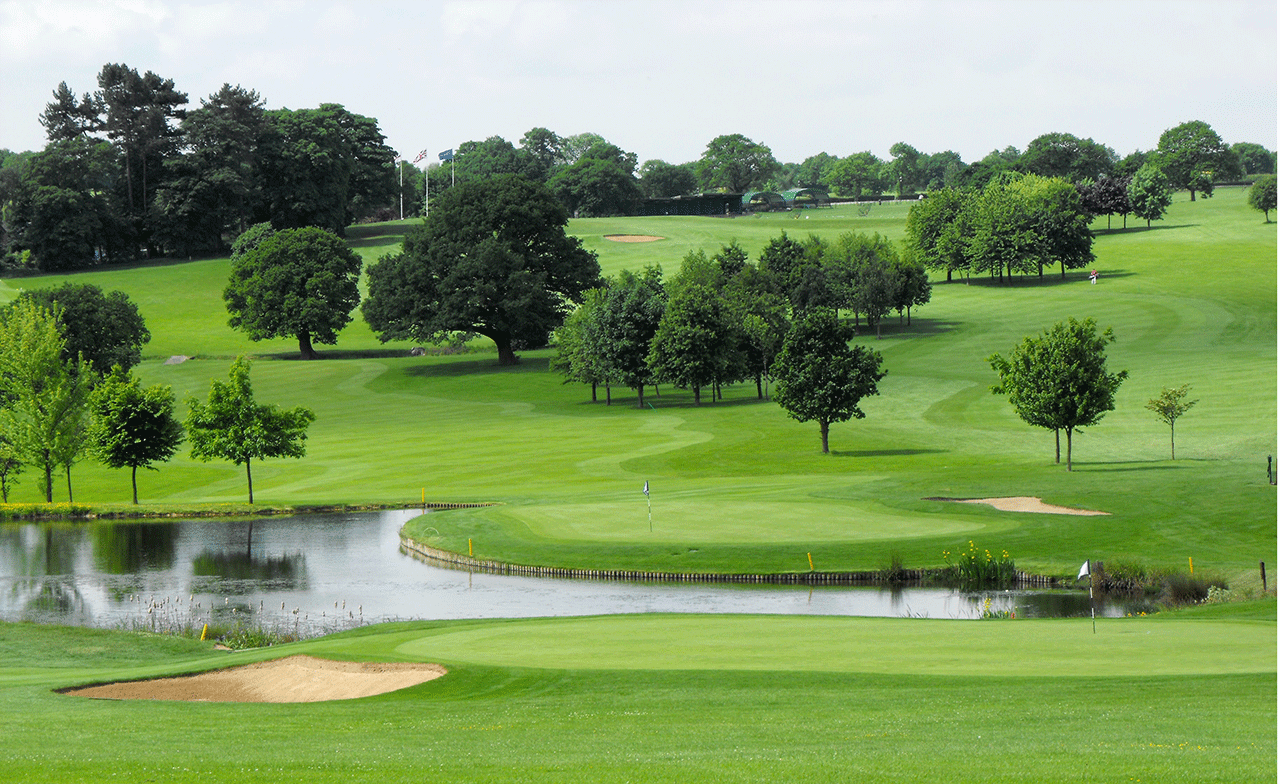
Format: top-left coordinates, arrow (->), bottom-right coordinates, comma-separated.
64,655 -> 447,703
928,496 -> 1109,516
604,234 -> 664,242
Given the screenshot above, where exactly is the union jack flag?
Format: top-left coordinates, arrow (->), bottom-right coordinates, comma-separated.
412,149 -> 429,164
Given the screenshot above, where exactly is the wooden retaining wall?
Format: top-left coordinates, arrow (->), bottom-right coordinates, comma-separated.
399,535 -> 1065,587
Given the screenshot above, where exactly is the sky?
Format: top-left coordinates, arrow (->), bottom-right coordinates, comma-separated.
1,0 -> 1276,167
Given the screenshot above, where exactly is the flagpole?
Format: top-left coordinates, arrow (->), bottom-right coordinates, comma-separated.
398,158 -> 404,221
1078,560 -> 1095,635
644,481 -> 651,532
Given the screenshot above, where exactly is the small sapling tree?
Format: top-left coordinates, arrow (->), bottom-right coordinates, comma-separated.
185,356 -> 315,503
90,366 -> 185,503
1145,384 -> 1197,460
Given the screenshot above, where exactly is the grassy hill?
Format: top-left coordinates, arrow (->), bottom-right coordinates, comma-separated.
0,189 -> 1274,580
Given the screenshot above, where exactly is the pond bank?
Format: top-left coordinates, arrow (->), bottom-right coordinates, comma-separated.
0,501 -> 496,522
399,533 -> 1067,587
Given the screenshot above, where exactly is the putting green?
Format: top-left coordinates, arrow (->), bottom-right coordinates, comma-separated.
298,614 -> 1278,678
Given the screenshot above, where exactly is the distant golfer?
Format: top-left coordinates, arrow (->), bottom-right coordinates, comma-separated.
1090,269 -> 1098,284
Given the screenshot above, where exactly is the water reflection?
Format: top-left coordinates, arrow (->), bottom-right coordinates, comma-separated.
192,551 -> 307,588
93,522 -> 176,573
0,510 -> 1130,634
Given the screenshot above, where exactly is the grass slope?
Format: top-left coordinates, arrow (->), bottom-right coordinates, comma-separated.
0,192 -> 1274,580
1,605 -> 1273,783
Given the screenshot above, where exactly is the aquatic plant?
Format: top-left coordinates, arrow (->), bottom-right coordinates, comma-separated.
943,541 -> 1016,588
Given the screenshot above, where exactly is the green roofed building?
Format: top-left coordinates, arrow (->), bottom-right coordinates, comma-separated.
639,193 -> 743,216
742,191 -> 787,212
782,187 -> 831,208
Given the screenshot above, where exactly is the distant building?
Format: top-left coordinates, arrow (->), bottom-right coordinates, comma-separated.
781,187 -> 831,208
741,191 -> 787,212
639,193 -> 744,216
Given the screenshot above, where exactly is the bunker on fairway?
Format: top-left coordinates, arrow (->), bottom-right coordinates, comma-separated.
63,655 -> 447,703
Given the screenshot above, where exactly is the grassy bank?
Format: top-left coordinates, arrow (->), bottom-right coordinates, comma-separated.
1,602 -> 1273,783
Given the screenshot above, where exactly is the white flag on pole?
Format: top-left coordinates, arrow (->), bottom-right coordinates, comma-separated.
1077,560 -> 1091,580
643,480 -> 649,496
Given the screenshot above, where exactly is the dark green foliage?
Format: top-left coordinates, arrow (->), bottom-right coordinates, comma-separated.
1231,142 -> 1277,175
1077,175 -> 1132,228
1128,164 -> 1173,227
1154,120 -> 1237,200
230,221 -> 275,258
989,317 -> 1128,470
1020,132 -> 1117,182
696,134 -> 780,192
647,252 -> 743,405
548,142 -> 642,217
550,288 -> 610,401
903,186 -> 969,281
88,366 -> 184,503
1247,174 -> 1276,222
4,138 -> 127,269
363,175 -> 600,365
822,151 -> 885,199
595,267 -> 666,405
772,308 -> 885,453
14,283 -> 149,372
185,356 -> 315,504
224,226 -> 363,359
452,135 -> 540,182
258,104 -> 396,233
638,159 -> 698,198
153,84 -> 268,254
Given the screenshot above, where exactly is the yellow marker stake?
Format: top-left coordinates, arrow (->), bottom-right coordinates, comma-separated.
1189,557 -> 1193,574
200,623 -> 208,642
807,552 -> 814,571
469,538 -> 473,557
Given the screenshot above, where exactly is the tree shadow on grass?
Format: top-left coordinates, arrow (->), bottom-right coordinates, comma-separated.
404,355 -> 551,378
1092,223 -> 1196,237
829,448 -> 946,458
1066,460 -> 1187,473
946,269 -> 1137,288
847,316 -> 961,340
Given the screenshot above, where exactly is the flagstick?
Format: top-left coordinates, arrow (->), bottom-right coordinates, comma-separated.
1090,571 -> 1096,635
647,493 -> 652,533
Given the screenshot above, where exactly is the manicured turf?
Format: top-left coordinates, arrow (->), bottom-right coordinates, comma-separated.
1,192 -> 1275,779
0,605 -> 1273,783
0,192 -> 1274,583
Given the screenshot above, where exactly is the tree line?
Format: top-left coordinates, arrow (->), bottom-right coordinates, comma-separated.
0,64 -> 398,271
3,61 -> 1274,273
548,229 -> 926,418
0,289 -> 312,503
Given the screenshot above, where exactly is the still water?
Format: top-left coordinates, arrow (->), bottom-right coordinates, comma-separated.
0,510 -> 1131,635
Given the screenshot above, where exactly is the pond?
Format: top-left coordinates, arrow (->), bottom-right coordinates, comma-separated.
0,510 -> 1139,636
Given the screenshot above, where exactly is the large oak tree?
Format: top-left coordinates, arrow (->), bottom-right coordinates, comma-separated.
224,226 -> 362,359
363,175 -> 600,365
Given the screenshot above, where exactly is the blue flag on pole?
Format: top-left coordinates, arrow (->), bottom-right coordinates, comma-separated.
438,149 -> 454,162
